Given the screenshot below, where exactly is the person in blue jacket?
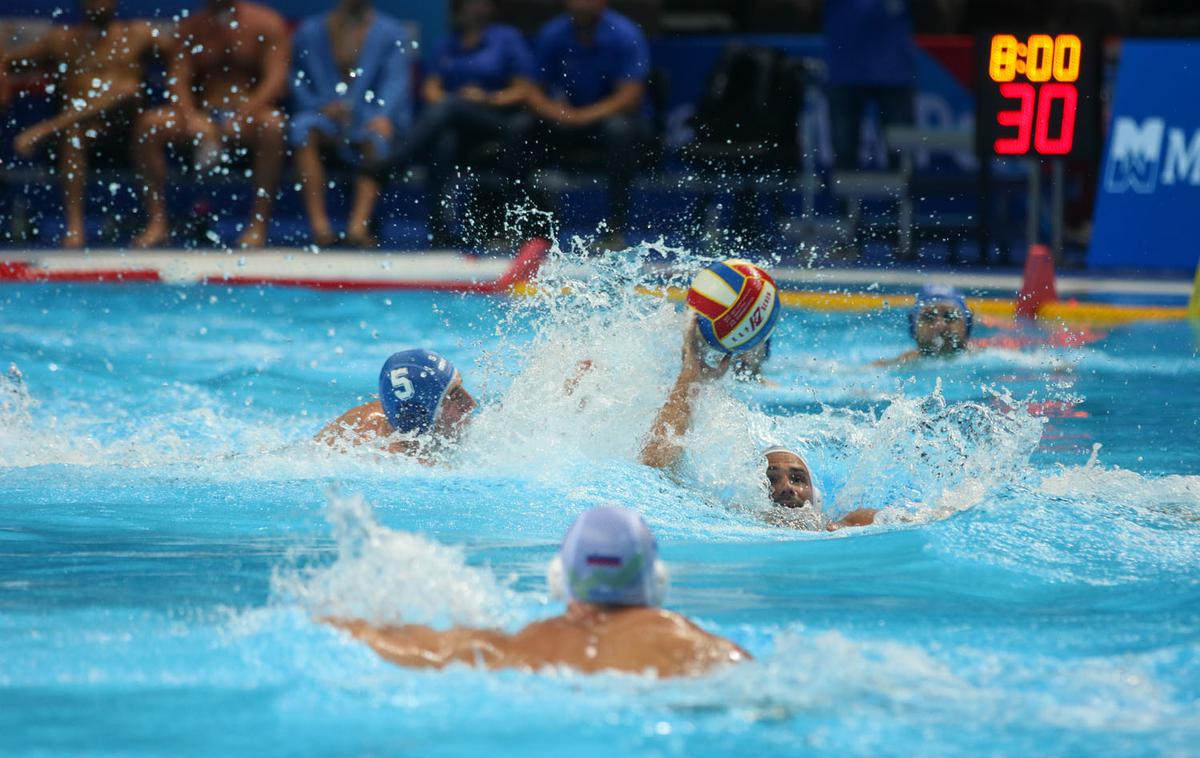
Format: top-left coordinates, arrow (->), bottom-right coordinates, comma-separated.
291,0 -> 411,247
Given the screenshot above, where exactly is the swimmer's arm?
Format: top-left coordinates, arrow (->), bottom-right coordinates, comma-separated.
640,317 -> 729,470
562,359 -> 594,396
640,371 -> 698,470
826,508 -> 878,530
323,617 -> 507,669
871,350 -> 920,368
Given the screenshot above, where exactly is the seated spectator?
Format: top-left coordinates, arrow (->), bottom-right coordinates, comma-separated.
290,0 -> 411,248
526,0 -> 650,250
824,0 -> 916,171
0,0 -> 170,248
132,0 -> 289,249
366,0 -> 533,248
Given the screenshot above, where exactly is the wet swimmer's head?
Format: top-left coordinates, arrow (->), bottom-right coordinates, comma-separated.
763,446 -> 822,511
909,284 -> 973,356
547,506 -> 669,607
378,350 -> 476,443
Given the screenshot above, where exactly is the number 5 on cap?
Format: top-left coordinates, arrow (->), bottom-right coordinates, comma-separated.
389,367 -> 414,400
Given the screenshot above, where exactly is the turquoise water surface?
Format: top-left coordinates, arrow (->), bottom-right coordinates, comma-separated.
2,248 -> 1199,756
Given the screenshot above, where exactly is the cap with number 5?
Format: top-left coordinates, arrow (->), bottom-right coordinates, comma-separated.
377,350 -> 458,436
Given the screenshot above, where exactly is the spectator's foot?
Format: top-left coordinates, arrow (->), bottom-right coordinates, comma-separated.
345,230 -> 377,250
132,221 -> 170,249
237,225 -> 268,249
311,228 -> 338,248
61,229 -> 85,249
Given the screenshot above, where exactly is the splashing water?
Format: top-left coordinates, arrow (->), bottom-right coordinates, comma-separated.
2,238 -> 1199,754
271,492 -> 519,629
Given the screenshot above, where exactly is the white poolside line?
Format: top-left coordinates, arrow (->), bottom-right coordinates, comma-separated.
2,247 -> 1194,298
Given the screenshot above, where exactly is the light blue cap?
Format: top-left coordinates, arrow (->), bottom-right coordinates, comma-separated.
559,506 -> 661,606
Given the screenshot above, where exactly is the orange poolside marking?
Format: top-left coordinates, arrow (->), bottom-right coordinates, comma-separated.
511,283 -> 1190,324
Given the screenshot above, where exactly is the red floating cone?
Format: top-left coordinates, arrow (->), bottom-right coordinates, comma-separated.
488,237 -> 551,292
1015,244 -> 1058,318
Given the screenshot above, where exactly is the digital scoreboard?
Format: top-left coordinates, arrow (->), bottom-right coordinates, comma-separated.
975,32 -> 1102,159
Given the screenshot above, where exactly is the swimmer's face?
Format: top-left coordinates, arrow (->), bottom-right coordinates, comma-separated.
765,451 -> 815,509
433,375 -> 476,440
914,303 -> 969,355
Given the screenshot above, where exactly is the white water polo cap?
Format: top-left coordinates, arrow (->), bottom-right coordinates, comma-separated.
763,446 -> 825,510
547,506 -> 669,607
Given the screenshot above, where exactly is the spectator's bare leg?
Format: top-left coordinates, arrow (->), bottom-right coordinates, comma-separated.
295,131 -> 335,246
132,108 -> 178,249
58,125 -> 88,249
237,109 -> 285,249
346,175 -> 380,247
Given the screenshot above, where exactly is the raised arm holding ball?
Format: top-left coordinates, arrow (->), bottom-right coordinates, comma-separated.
641,259 -> 874,530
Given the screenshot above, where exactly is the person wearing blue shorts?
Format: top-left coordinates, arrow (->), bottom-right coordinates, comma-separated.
324,505 -> 749,676
290,0 -> 412,247
317,349 -> 476,460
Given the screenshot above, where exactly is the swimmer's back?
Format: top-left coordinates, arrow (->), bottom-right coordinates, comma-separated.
332,606 -> 749,677
508,607 -> 749,676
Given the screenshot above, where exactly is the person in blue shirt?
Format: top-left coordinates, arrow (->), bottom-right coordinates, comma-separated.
290,0 -> 411,247
823,0 -> 916,171
527,0 -> 651,249
364,0 -> 535,248
416,0 -> 535,247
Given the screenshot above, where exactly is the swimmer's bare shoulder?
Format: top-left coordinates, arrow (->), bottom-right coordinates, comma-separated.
316,400 -> 414,455
316,400 -> 389,443
325,609 -> 750,677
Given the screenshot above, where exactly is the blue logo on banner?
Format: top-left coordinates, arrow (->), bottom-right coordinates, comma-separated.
1090,42 -> 1200,271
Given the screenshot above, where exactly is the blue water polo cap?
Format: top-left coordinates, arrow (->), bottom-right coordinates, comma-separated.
557,506 -> 663,607
908,284 -> 974,338
377,349 -> 457,436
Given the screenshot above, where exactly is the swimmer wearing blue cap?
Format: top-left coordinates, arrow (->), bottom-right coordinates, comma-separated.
641,319 -> 874,530
317,349 -> 476,458
876,284 -> 975,366
324,506 -> 749,677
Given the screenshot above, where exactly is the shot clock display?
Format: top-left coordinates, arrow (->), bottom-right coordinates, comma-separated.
975,31 -> 1100,159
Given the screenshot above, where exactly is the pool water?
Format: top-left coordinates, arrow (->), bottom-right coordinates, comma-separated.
2,246 -> 1199,756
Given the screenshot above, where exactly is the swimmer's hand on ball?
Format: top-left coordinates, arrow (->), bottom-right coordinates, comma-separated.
681,315 -> 730,383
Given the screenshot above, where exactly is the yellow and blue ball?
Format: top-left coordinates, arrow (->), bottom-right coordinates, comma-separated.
686,259 -> 781,353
